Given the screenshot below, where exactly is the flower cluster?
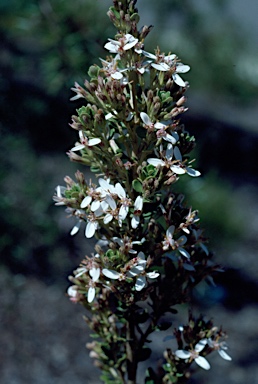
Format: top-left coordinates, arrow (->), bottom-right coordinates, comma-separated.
54,1 -> 231,382
68,250 -> 160,304
54,177 -> 143,238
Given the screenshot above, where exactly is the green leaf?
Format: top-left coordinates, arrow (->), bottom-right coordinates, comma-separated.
88,65 -> 100,79
159,90 -> 173,104
90,165 -> 101,173
132,179 -> 143,193
130,13 -> 140,23
109,6 -> 120,19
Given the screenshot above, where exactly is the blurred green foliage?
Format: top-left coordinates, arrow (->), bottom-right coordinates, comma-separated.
175,173 -> 243,248
138,0 -> 258,103
0,0 -> 112,94
0,129 -> 85,284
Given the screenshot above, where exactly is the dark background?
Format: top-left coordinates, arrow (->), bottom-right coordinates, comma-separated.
1,0 -> 258,382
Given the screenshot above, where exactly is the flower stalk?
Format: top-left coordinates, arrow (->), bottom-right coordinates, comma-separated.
54,0 -> 231,382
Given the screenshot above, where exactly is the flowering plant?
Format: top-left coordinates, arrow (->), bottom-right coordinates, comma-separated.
54,1 -> 231,382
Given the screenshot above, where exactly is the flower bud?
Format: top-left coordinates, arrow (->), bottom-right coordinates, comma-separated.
153,102 -> 161,114
64,176 -> 75,187
176,96 -> 187,107
75,170 -> 86,185
147,89 -> 154,101
140,25 -> 153,39
107,10 -> 117,23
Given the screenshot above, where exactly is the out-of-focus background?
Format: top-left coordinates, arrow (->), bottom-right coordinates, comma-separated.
1,0 -> 258,383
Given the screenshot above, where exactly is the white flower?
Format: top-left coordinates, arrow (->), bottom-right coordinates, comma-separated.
112,236 -> 145,254
147,144 -> 200,177
102,252 -> 159,292
140,112 -> 178,144
180,208 -> 200,234
207,338 -> 232,361
71,130 -> 101,151
113,183 -> 131,223
103,195 -> 117,224
87,266 -> 101,303
154,122 -> 179,144
85,208 -> 106,238
175,339 -> 210,370
104,34 -> 138,56
142,50 -> 190,87
74,261 -> 100,303
147,143 -> 181,169
131,196 -> 143,229
53,185 -> 66,206
98,178 -> 116,195
127,252 -> 159,291
100,58 -> 128,81
162,225 -> 190,258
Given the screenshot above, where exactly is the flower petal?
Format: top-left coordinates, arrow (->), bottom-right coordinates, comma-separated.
186,167 -> 201,177
131,215 -> 140,229
164,134 -> 177,144
166,225 -> 175,238
88,138 -> 101,146
87,287 -> 96,303
71,144 -> 85,152
175,350 -> 191,359
115,183 -> 126,198
75,267 -> 87,277
147,158 -> 165,167
134,196 -> 143,210
135,276 -> 146,291
170,165 -> 186,174
218,349 -> 232,361
104,213 -> 113,224
174,146 -> 182,161
195,356 -> 210,370
140,112 -> 152,126
176,64 -> 190,73
81,196 -> 92,208
70,221 -> 81,236
165,54 -> 176,61
195,339 -> 208,352
85,221 -> 97,238
151,62 -> 170,71
89,267 -> 100,282
178,247 -> 190,258
102,269 -> 120,279
165,143 -> 173,160
104,41 -> 118,53
172,73 -> 186,87
142,50 -> 157,59
106,195 -> 117,210
91,200 -> 101,212
119,205 -> 129,221
111,71 -> 123,80
147,271 -> 159,279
